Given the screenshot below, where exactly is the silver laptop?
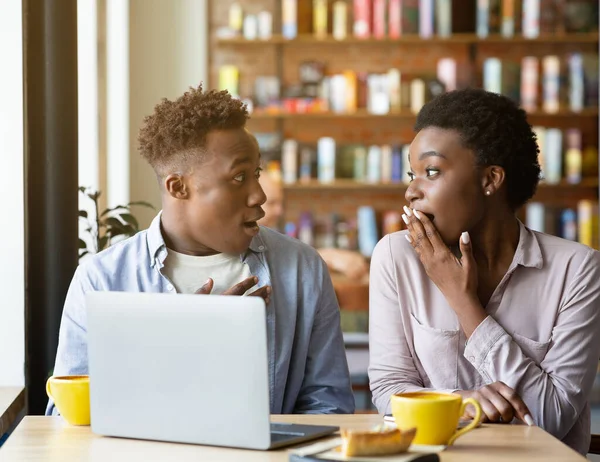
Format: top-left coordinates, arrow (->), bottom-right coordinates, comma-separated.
86,291 -> 338,450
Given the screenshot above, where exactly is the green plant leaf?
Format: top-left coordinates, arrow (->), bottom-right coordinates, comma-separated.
98,235 -> 109,251
106,230 -> 125,239
127,200 -> 155,209
105,216 -> 127,231
118,213 -> 139,230
100,205 -> 129,217
99,200 -> 154,218
106,224 -> 136,238
79,238 -> 87,249
79,186 -> 148,257
87,191 -> 100,201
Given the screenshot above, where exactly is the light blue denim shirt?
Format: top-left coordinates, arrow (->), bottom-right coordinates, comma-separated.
47,213 -> 354,415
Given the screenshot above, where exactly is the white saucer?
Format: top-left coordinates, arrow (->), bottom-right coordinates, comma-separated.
383,414 -> 479,430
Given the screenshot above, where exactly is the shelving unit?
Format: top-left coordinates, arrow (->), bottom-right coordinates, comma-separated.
209,0 -> 599,247
216,32 -> 599,45
209,1 -> 598,411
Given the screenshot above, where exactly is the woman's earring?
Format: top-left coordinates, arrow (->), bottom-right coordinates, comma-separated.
485,190 -> 491,196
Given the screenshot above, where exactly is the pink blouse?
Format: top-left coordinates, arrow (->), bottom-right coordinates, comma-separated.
369,221 -> 600,454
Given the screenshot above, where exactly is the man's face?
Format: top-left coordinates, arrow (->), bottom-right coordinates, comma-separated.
405,127 -> 485,245
258,173 -> 284,230
178,128 -> 266,255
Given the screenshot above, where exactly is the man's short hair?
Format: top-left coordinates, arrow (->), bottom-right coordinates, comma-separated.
138,83 -> 249,176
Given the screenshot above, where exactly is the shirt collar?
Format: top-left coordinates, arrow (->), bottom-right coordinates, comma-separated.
147,211 -> 166,267
511,219 -> 543,270
146,211 -> 268,267
248,231 -> 268,254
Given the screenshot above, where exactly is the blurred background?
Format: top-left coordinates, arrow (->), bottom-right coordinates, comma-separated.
0,0 -> 598,448
209,0 -> 600,417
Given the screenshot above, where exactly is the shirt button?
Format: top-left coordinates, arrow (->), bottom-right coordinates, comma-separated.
167,284 -> 174,291
468,356 -> 475,362
258,245 -> 265,250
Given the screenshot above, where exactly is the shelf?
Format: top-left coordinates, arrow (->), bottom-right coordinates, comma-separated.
538,179 -> 600,189
477,33 -> 600,44
218,33 -> 599,46
526,109 -> 600,117
251,110 -> 416,120
284,179 -> 599,192
284,180 -> 409,191
217,33 -> 471,45
251,108 -> 599,120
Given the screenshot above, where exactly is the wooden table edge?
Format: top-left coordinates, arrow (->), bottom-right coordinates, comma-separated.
0,388 -> 25,435
2,414 -> 588,461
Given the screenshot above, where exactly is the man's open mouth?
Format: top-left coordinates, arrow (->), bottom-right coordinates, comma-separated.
243,221 -> 259,228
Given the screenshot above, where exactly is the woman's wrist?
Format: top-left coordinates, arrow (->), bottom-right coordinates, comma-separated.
446,294 -> 487,338
444,290 -> 479,313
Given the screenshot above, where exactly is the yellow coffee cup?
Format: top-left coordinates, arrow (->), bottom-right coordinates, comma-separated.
391,392 -> 482,446
46,375 -> 91,425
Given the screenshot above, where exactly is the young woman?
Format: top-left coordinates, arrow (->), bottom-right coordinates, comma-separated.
368,88 -> 600,454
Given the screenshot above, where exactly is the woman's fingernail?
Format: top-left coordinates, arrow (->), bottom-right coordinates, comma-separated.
461,232 -> 470,244
266,286 -> 271,294
253,276 -> 258,283
413,210 -> 421,220
204,278 -> 211,285
524,414 -> 535,426
402,214 -> 409,225
405,234 -> 412,243
403,205 -> 412,217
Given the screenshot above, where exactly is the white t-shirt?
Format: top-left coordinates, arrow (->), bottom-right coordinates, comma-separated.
162,249 -> 254,295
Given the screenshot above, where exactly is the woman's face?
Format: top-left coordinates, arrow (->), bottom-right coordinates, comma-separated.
405,127 -> 487,245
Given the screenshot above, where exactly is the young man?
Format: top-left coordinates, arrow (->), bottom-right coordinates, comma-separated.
47,84 -> 354,415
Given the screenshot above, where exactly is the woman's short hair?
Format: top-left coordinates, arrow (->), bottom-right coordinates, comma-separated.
415,88 -> 541,210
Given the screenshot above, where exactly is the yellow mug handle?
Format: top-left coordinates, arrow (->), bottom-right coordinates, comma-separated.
447,397 -> 482,446
46,378 -> 54,400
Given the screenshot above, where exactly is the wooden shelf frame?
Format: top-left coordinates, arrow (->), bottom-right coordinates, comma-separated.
283,178 -> 600,192
217,32 -> 599,46
284,180 -> 599,209
250,108 -> 599,120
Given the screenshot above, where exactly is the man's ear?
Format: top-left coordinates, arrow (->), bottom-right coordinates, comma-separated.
164,174 -> 188,199
481,165 -> 506,197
